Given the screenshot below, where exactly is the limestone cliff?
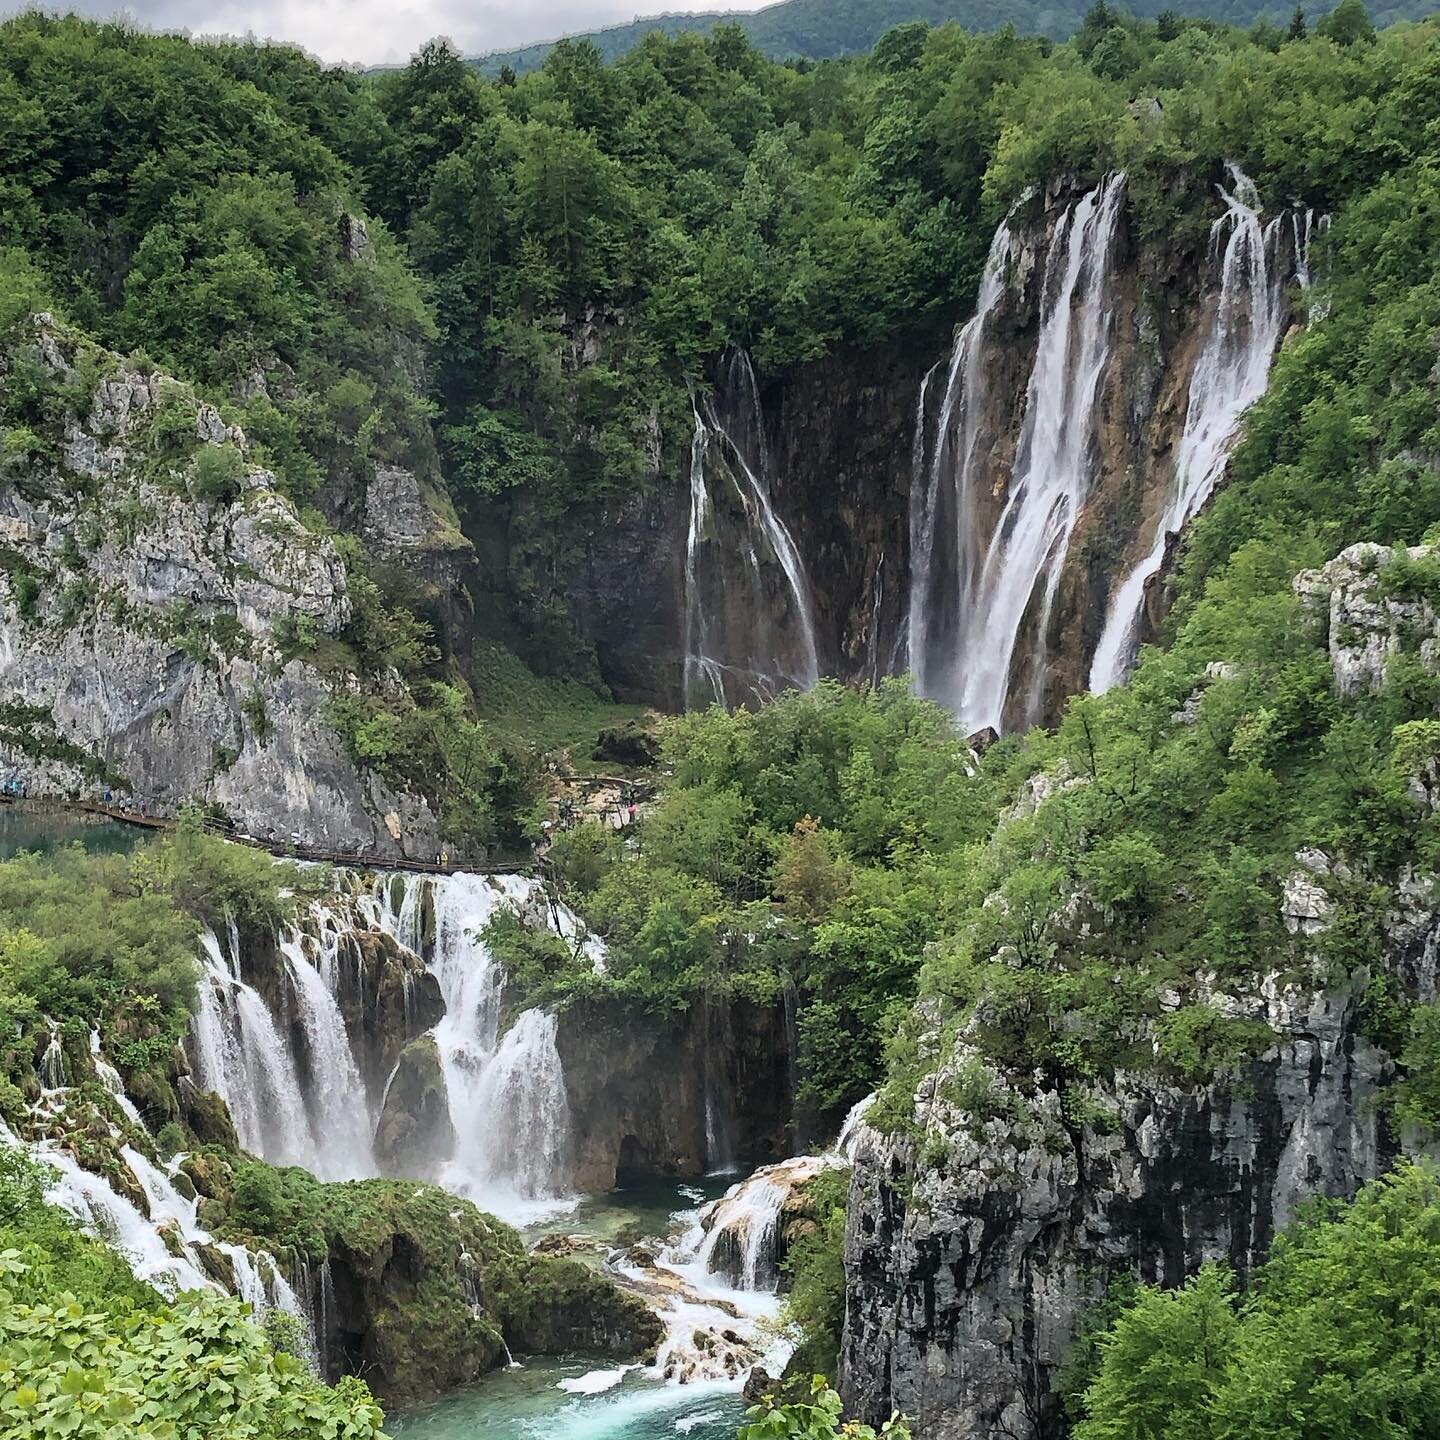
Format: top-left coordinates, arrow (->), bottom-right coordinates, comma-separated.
837,540 -> 1440,1440
0,315 -> 441,855
470,167 -> 1304,723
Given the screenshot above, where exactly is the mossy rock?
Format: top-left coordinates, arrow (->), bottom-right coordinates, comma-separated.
181,1150 -> 236,1206
373,1034 -> 453,1175
125,1066 -> 179,1124
502,1255 -> 663,1360
179,1078 -> 239,1150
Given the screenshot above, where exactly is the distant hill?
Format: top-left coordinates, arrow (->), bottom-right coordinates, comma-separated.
462,0 -> 1436,77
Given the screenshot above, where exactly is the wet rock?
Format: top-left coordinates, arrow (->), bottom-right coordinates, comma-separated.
373,1034 -> 454,1176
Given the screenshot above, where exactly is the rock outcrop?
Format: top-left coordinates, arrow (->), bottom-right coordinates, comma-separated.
1295,540 -> 1440,695
555,995 -> 792,1191
0,316 -> 440,855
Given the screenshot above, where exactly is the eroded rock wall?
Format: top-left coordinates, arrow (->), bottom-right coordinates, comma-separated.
0,317 -> 441,855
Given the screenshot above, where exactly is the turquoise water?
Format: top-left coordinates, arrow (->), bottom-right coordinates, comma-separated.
388,1361 -> 747,1440
0,805 -> 145,859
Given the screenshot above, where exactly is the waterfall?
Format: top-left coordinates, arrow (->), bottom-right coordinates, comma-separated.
908,177 -> 1127,731
1089,164 -> 1313,692
277,927 -> 378,1179
189,928 -> 315,1169
908,221 -> 1015,704
363,871 -> 585,1213
695,1173 -> 790,1290
415,874 -> 575,1216
684,348 -> 820,710
41,1142 -> 212,1294
185,869 -> 582,1221
832,1092 -> 876,1160
39,1027 -> 66,1090
90,1028 -> 142,1125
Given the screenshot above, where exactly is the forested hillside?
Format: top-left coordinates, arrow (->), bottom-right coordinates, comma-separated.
464,0 -> 1439,76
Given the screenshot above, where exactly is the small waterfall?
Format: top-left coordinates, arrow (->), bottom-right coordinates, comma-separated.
89,1028 -> 141,1125
1089,164 -> 1312,692
695,1173 -> 790,1290
684,348 -> 820,710
832,1092 -> 876,1160
39,1027 -> 66,1090
702,998 -> 735,1175
41,1142 -> 212,1294
277,927 -> 378,1179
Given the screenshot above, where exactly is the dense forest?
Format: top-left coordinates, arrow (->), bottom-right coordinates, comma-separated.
4,2 -> 1440,1438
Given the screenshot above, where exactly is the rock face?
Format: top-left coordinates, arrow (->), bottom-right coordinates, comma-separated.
838,882 -> 1428,1440
555,995 -> 792,1191
0,317 -> 439,856
1295,541 -> 1440,695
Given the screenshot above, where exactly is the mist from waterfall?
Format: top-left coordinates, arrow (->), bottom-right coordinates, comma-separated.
684,348 -> 820,710
1088,164 -> 1314,692
908,175 -> 1127,733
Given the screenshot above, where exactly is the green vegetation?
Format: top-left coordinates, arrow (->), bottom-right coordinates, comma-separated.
740,1377 -> 910,1440
781,1167 -> 850,1380
0,822 -> 312,1126
0,1142 -> 386,1439
490,679 -> 989,1115
1071,1164 -> 1440,1440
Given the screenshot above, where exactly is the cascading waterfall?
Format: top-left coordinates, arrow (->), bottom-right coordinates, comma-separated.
684,348 -> 820,710
1088,164 -> 1314,692
189,927 -> 316,1170
402,873 -> 576,1217
1,1112 -> 312,1357
185,871 -> 583,1222
908,176 -> 1127,732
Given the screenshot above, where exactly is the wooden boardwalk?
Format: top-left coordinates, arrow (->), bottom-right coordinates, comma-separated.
1,796 -> 535,877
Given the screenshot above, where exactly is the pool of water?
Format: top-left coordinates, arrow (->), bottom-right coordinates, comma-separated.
388,1362 -> 747,1440
0,805 -> 146,859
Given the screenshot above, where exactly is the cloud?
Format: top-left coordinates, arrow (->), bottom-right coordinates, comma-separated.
9,0 -> 773,66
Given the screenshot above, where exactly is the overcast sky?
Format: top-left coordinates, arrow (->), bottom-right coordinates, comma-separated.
8,0 -> 776,66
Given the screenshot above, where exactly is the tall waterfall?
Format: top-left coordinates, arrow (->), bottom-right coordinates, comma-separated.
1089,165 -> 1313,692
909,175 -> 1127,732
684,348 -> 820,710
908,221 -> 1015,706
